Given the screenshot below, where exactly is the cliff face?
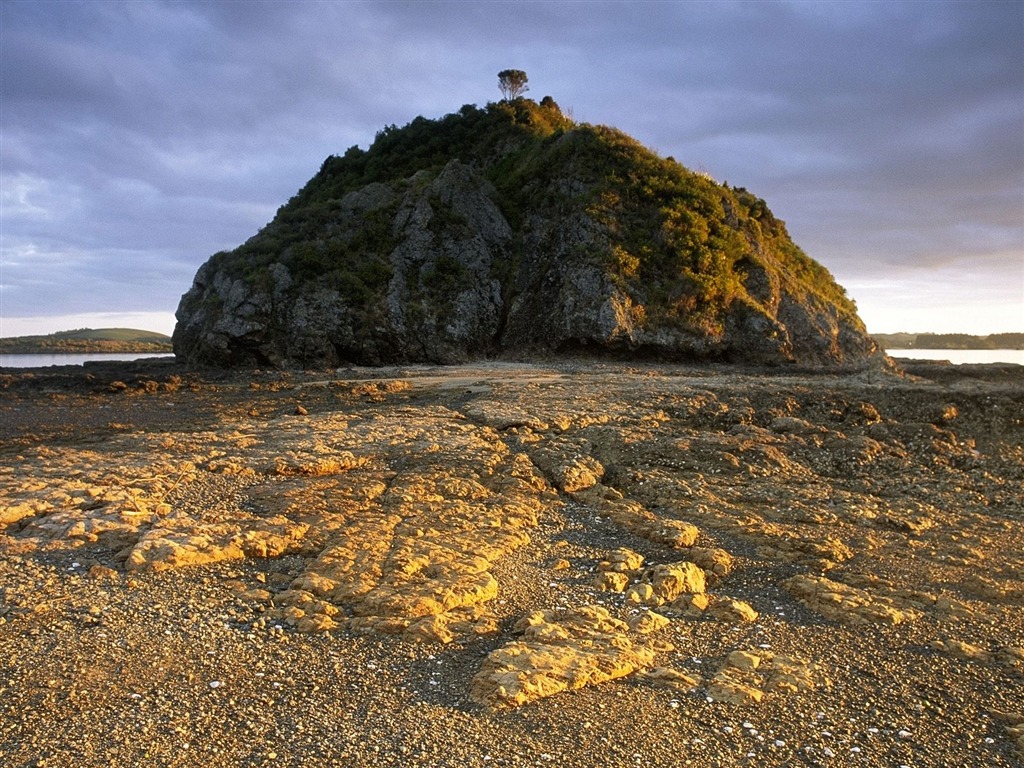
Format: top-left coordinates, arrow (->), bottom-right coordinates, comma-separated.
173,99 -> 882,368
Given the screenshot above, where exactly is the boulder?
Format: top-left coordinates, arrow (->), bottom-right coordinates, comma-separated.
470,605 -> 657,708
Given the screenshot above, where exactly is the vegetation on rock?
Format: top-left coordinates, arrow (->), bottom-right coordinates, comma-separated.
174,96 -> 879,368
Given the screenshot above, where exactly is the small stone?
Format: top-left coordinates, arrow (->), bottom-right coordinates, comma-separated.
640,667 -> 701,691
600,548 -> 645,572
625,583 -> 656,604
87,564 -> 119,582
628,610 -> 670,634
640,561 -> 706,600
707,679 -> 764,706
667,593 -> 710,616
593,571 -> 630,593
708,599 -> 759,622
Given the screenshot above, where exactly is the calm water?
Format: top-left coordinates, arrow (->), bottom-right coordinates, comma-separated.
886,348 -> 1024,366
0,352 -> 176,368
1,349 -> 1020,368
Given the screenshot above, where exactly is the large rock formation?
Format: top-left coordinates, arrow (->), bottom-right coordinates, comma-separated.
174,99 -> 883,368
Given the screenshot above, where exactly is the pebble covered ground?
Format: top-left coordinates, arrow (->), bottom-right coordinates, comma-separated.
1,358 -> 1022,767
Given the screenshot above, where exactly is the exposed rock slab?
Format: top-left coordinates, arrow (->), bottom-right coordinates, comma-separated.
469,605 -> 658,708
782,573 -> 923,625
707,649 -> 827,706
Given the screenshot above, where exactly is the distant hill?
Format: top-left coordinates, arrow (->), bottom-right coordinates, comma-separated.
873,332 -> 1024,350
174,95 -> 881,369
0,328 -> 173,354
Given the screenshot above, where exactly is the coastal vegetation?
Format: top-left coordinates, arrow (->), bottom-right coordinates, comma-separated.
0,328 -> 172,355
250,95 -> 860,329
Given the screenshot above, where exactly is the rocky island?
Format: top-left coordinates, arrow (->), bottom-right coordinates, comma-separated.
172,97 -> 881,369
1,95 -> 1021,767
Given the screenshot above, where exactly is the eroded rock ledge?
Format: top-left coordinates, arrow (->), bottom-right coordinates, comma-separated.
1,360 -> 1022,754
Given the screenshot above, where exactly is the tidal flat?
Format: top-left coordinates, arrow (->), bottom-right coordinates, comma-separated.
1,359 -> 1022,767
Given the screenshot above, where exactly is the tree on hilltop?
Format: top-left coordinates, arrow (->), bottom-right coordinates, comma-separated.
498,69 -> 529,100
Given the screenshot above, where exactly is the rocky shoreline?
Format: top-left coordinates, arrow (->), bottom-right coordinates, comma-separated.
1,359 -> 1022,767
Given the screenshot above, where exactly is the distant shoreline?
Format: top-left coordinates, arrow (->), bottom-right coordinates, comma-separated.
0,327 -> 172,355
887,348 -> 1023,367
0,343 -> 173,354
873,332 -> 1023,350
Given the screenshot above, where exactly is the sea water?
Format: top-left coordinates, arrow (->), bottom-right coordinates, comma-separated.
0,352 -> 176,368
886,349 -> 1024,366
2,349 -> 1021,368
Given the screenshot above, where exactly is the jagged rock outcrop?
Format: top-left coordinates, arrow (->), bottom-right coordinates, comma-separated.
174,98 -> 883,368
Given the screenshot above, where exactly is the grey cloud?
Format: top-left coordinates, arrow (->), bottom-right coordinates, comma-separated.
1,0 -> 1020,333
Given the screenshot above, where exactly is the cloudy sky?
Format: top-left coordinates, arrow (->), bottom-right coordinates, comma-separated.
2,0 -> 1022,338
